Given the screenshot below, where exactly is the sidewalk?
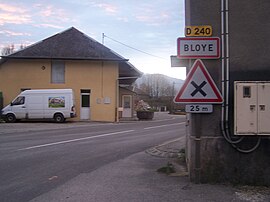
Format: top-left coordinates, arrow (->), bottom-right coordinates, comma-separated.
30,137 -> 270,202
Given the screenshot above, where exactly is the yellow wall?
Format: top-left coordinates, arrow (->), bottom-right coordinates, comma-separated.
0,59 -> 118,122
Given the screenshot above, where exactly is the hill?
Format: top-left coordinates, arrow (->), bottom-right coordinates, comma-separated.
135,73 -> 184,96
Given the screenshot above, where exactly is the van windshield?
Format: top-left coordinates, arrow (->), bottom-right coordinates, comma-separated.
12,96 -> 25,105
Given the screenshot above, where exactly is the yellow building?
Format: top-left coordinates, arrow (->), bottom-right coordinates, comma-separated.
0,27 -> 142,122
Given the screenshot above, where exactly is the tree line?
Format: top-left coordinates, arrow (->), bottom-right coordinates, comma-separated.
134,74 -> 185,112
1,44 -> 26,56
135,74 -> 178,98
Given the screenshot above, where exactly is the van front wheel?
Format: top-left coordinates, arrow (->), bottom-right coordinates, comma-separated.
6,114 -> 16,123
54,113 -> 65,123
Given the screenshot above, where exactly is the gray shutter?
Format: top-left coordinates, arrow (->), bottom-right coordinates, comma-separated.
51,61 -> 65,83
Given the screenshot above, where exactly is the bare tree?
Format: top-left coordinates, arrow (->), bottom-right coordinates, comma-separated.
135,74 -> 183,112
1,44 -> 15,56
20,44 -> 26,50
140,74 -> 171,98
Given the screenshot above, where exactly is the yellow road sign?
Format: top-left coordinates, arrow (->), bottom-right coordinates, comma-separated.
185,26 -> 212,37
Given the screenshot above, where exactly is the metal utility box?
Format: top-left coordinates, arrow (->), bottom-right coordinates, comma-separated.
234,81 -> 270,135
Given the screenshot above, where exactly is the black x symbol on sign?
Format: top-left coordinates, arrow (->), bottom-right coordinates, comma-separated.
190,81 -> 207,97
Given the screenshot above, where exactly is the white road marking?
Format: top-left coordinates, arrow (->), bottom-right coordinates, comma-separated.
18,130 -> 134,151
156,136 -> 186,147
17,121 -> 185,151
144,122 -> 185,130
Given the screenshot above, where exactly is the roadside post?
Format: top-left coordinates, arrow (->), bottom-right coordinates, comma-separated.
172,25 -> 223,183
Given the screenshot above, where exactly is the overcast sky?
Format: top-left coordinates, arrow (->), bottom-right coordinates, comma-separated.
0,0 -> 186,79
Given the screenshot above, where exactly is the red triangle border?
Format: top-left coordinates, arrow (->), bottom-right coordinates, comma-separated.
174,59 -> 223,103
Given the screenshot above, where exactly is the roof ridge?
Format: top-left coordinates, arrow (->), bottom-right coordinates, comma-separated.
2,27 -> 127,61
5,27 -> 76,57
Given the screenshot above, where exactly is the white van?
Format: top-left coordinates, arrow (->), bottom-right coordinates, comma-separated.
1,89 -> 76,123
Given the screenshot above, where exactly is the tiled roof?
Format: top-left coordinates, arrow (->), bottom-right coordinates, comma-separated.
3,27 -> 126,61
1,27 -> 142,83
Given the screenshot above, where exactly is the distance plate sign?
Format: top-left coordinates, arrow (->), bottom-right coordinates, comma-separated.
185,104 -> 213,113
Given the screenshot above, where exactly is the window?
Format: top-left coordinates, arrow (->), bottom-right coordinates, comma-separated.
243,86 -> 251,98
81,89 -> 91,94
81,89 -> 91,108
12,96 -> 25,105
51,61 -> 65,83
81,95 -> 90,107
123,96 -> 131,108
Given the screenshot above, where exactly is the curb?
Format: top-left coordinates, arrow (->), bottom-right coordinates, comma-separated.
146,137 -> 185,158
146,147 -> 180,158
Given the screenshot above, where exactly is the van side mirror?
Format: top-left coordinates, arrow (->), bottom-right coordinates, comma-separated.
10,102 -> 13,106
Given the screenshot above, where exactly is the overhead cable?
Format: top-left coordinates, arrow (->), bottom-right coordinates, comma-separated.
103,34 -> 167,60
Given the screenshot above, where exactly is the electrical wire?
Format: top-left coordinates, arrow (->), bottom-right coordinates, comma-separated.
103,34 -> 167,60
235,138 -> 261,153
220,0 -> 261,153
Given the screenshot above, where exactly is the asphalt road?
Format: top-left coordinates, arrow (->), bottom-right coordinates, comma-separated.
0,114 -> 186,202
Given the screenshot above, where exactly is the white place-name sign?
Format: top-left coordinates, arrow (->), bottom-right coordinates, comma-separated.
177,37 -> 220,59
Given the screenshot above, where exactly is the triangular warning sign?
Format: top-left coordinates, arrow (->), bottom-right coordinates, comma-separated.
174,59 -> 223,103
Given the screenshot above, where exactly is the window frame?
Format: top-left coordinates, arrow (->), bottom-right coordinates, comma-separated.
51,60 -> 65,84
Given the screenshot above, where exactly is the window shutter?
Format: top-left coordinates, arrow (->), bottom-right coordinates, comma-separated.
51,61 -> 65,83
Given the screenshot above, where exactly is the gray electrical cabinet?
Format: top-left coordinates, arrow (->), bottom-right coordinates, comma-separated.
234,81 -> 270,135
